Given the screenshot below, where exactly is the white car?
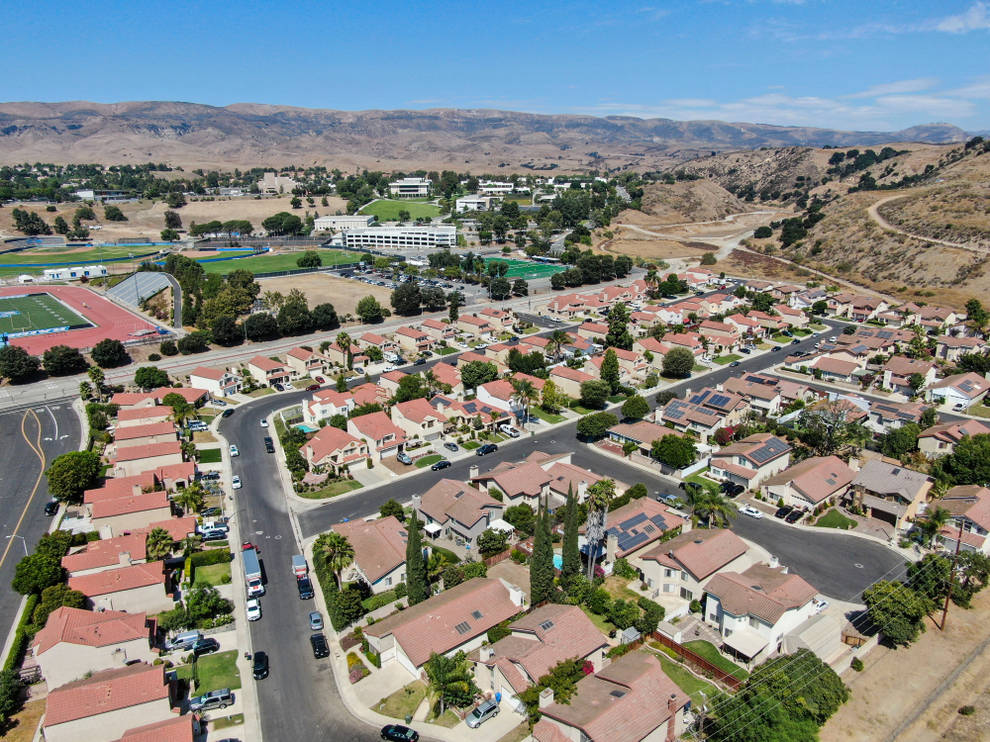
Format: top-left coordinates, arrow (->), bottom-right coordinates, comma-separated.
246,598 -> 261,621
231,476 -> 242,490
741,505 -> 763,519
260,419 -> 268,428
229,444 -> 239,457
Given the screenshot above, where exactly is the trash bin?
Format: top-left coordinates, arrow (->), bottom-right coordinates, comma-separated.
404,714 -> 413,724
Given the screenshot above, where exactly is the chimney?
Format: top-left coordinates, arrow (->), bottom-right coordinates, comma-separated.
606,533 -> 618,564
578,480 -> 588,500
668,693 -> 678,714
411,494 -> 422,512
768,554 -> 779,568
118,551 -> 132,567
469,465 -> 479,480
480,646 -> 494,662
539,687 -> 555,709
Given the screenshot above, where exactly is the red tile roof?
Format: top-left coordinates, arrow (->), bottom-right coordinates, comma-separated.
550,365 -> 596,383
249,355 -> 285,372
639,528 -> 747,580
188,365 -> 227,381
349,411 -> 407,445
116,715 -> 194,742
44,662 -> 168,727
111,441 -> 182,463
141,516 -> 197,542
62,532 -> 147,573
419,478 -> 502,530
117,406 -> 173,422
90,491 -> 170,519
331,516 -> 407,584
705,563 -> 817,623
114,421 -> 176,442
304,426 -> 366,463
393,397 -> 447,425
68,561 -> 166,597
33,607 -> 152,655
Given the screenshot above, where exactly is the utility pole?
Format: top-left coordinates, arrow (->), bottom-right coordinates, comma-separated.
940,518 -> 964,630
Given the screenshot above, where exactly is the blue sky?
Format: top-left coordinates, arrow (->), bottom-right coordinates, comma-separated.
4,0 -> 989,131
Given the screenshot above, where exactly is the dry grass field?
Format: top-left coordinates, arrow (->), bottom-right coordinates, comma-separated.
0,194 -> 348,241
256,273 -> 392,321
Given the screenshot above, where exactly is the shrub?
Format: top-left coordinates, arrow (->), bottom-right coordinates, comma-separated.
959,705 -> 975,716
613,557 -> 638,579
189,548 -> 231,568
850,657 -> 863,672
689,600 -> 702,614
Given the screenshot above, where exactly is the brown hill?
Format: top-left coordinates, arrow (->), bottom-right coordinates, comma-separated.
0,101 -> 969,171
637,180 -> 748,225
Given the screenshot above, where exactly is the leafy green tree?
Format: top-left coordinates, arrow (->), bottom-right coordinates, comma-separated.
165,191 -> 186,209
134,366 -> 169,390
575,411 -> 618,440
277,295 -> 314,336
661,347 -> 694,378
46,450 -> 101,503
356,295 -> 385,324
90,338 -> 129,368
379,499 -> 405,522
599,349 -> 621,393
934,433 -> 990,485
174,483 -> 205,515
907,553 -> 953,606
53,215 -> 70,234
244,312 -> 280,341
42,345 -> 88,376
12,551 -> 64,595
177,331 -> 210,354
314,532 -> 355,589
103,204 -> 127,221
32,583 -> 85,628
425,651 -> 478,715
164,210 -> 182,229
447,291 -> 463,323
145,527 -> 175,561
530,504 -> 556,604
405,515 -> 428,605
394,373 -> 428,403
0,668 -> 24,726
477,528 -> 509,558
296,250 -> 322,268
518,658 -> 588,724
210,315 -> 243,346
262,211 -> 302,235
512,278 -> 528,296
920,406 -> 937,428
621,395 -> 649,420
605,304 -> 633,350
504,504 -> 536,537
391,282 -> 422,315
863,580 -> 929,646
460,360 -> 498,391
161,392 -> 193,425
579,379 -> 610,409
185,584 -> 232,624
540,379 -> 567,413
510,378 -> 540,427
0,344 -> 41,383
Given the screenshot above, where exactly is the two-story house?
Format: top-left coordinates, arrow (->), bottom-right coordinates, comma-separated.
331,516 -> 411,593
847,458 -> 932,531
302,425 -> 369,473
710,434 -> 791,490
347,412 -> 407,460
187,366 -> 241,398
939,485 -> 990,554
760,455 -> 856,509
247,355 -> 290,388
414,479 -> 504,547
390,398 -> 448,442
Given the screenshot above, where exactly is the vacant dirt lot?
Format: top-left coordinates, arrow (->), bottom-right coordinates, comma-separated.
822,588 -> 990,742
598,235 -> 712,261
0,194 -> 348,241
257,273 -> 392,321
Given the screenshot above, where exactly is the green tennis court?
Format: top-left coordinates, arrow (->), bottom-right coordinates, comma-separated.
0,293 -> 92,334
484,258 -> 567,279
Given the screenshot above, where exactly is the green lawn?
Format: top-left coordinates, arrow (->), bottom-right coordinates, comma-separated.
967,404 -> 990,419
182,650 -> 241,694
200,249 -> 362,275
298,479 -> 363,499
602,576 -> 643,603
581,605 -> 617,634
212,714 -> 245,731
247,387 -> 275,397
462,441 -> 480,450
360,199 -> 440,221
771,334 -> 790,344
197,448 -> 222,463
815,508 -> 858,530
684,472 -> 719,497
416,454 -> 443,468
522,326 -> 540,334
0,293 -> 92,333
373,680 -> 428,720
653,652 -> 719,701
692,363 -> 708,372
570,404 -> 595,415
436,345 -> 459,355
194,562 -> 231,586
793,328 -> 812,336
0,245 -> 165,275
484,258 -> 567,279
713,354 -> 742,365
683,640 -> 750,681
529,407 -> 566,424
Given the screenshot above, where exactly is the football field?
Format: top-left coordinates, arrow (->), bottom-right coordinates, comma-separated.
0,293 -> 92,335
484,258 -> 567,279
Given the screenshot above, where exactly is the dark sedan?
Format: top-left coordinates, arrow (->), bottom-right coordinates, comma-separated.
431,459 -> 451,471
775,505 -> 794,519
785,509 -> 805,524
381,724 -> 420,741
476,443 -> 498,456
310,633 -> 330,659
192,638 -> 220,657
252,651 -> 269,680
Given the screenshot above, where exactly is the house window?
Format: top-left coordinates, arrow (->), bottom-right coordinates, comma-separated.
664,568 -> 674,578
749,616 -> 760,629
663,584 -> 673,593
384,577 -> 392,586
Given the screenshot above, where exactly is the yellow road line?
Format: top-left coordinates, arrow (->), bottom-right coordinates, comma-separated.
0,410 -> 46,571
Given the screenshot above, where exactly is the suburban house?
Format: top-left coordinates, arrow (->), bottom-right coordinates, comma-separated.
364,577 -> 525,678
586,498 -> 686,569
710,434 -> 792,490
62,532 -> 148,576
867,399 -> 928,432
358,331 -> 399,356
89,491 -> 172,537
109,442 -> 184,478
111,422 -> 177,450
847,459 -> 933,530
303,388 -> 356,425
576,321 -> 609,343
478,307 -> 516,332
935,334 -> 985,362
927,372 -> 990,409
774,303 -> 809,327
686,387 -> 750,426
548,365 -> 597,398
471,604 -> 608,714
918,418 -> 990,457
721,377 -> 782,416
394,326 -> 433,355
378,370 -> 408,399
420,318 -> 456,342
607,420 -> 684,457
516,334 -> 552,358
533,650 -> 690,742
42,662 -> 174,742
457,314 -> 495,338
414,478 -> 504,547
247,355 -> 290,388
881,356 -> 937,395
32,607 -> 157,689
939,485 -> 990,554
636,528 -> 752,607
475,379 -> 522,418
760,456 -> 856,509
656,398 -> 724,443
390,398 -> 448,442
545,293 -> 588,320
348,412 -> 407,460
633,336 -> 671,368
117,717 -> 195,742
725,313 -> 764,339
302,425 -> 369,473
331,516 -> 410,593
801,355 -> 863,385
544,458 -> 613,505
187,366 -> 241,398
110,387 -> 206,408
429,395 -> 508,431
115,406 -> 174,428
703,563 -> 819,663
698,320 -> 741,355
285,346 -> 324,378
663,331 -> 705,356
68,561 -> 172,614
321,341 -> 349,368
471,459 -> 553,510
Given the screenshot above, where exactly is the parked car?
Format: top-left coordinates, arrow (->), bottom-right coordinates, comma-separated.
785,509 -> 805,524
499,424 -> 520,438
466,699 -> 499,729
264,437 -> 275,453
443,441 -> 459,452
476,443 -> 498,456
166,630 -> 202,652
246,598 -> 261,621
222,409 -> 234,418
656,493 -> 682,508
396,452 -> 413,465
200,507 -> 222,518
306,383 -> 320,391
775,505 -> 794,519
212,399 -> 228,407
252,651 -> 269,680
229,444 -> 239,457
200,471 -> 222,481
791,338 -> 801,345
431,459 -> 451,471
741,505 -> 764,519
297,576 -> 315,600
739,347 -> 752,354
259,419 -> 268,428
730,361 -> 741,367
310,632 -> 330,658
315,376 -> 326,384
273,383 -> 284,392
200,528 -> 228,541
770,346 -> 780,352
381,724 -> 420,741
231,475 -> 242,490
192,638 -> 220,657
309,611 -> 323,631
414,357 -> 426,365
44,500 -> 59,516
189,688 -> 234,712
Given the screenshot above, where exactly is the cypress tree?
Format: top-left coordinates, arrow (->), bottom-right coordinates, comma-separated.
530,502 -> 555,605
405,515 -> 428,605
561,485 -> 580,579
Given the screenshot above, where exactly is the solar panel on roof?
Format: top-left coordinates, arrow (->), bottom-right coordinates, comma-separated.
539,620 -> 554,631
472,610 -> 483,619
619,512 -> 648,530
709,394 -> 731,408
650,514 -> 669,529
618,531 -> 649,551
454,621 -> 471,635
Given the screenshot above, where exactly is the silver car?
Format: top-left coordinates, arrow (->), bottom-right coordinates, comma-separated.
309,611 -> 324,631
466,699 -> 499,728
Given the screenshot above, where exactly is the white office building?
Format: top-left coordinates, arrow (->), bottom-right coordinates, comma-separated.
455,195 -> 495,213
388,177 -> 431,198
341,226 -> 456,250
479,180 -> 528,195
313,214 -> 376,232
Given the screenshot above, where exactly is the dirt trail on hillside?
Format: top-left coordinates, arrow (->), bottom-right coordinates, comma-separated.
867,194 -> 982,254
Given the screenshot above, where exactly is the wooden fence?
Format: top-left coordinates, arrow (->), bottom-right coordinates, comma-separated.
651,632 -> 743,690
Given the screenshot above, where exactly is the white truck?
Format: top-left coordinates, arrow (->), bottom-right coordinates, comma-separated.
243,547 -> 264,596
291,554 -> 308,578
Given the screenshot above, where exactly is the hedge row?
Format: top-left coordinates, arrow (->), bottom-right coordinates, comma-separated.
190,548 -> 231,568
3,594 -> 39,674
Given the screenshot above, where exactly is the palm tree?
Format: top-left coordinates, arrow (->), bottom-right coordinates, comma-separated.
180,535 -> 199,557
336,332 -> 352,370
314,531 -> 354,589
695,490 -> 739,528
423,369 -> 440,397
145,527 -> 175,561
920,506 -> 952,548
548,330 -> 570,361
174,483 -> 204,515
585,479 -> 615,579
88,366 -> 105,401
427,550 -> 454,583
425,651 -> 477,717
645,266 -> 659,298
510,378 -> 539,429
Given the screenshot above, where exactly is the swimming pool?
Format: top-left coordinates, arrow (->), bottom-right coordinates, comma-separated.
553,554 -> 563,570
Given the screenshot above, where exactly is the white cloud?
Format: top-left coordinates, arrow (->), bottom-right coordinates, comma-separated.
845,78 -> 939,99
935,2 -> 990,33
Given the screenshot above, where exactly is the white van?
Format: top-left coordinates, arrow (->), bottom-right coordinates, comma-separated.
167,630 -> 202,651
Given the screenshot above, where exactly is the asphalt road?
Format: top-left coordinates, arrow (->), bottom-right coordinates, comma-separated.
0,403 -> 80,644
